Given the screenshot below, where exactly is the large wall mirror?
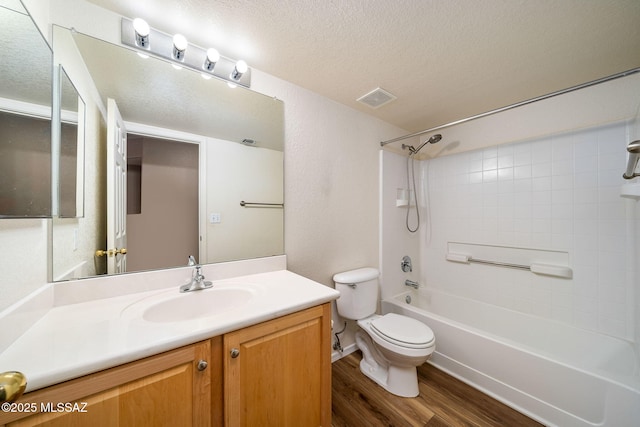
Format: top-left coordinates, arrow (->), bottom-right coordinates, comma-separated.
50,25 -> 284,281
0,1 -> 52,218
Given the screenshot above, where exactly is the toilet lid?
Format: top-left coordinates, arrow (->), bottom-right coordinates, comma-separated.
371,313 -> 434,348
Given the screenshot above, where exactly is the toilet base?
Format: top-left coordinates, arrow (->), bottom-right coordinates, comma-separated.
359,359 -> 420,398
356,330 -> 420,398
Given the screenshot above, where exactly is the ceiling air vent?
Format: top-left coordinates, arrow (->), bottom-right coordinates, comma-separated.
356,87 -> 397,109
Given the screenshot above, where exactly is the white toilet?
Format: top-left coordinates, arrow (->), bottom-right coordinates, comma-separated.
333,267 -> 435,397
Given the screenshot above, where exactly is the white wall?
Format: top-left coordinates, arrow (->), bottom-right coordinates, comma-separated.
0,220 -> 49,311
250,71 -> 405,287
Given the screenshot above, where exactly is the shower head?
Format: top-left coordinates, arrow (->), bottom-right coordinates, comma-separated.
427,134 -> 442,144
404,134 -> 443,156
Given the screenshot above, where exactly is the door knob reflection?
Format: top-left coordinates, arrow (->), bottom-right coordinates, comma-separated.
95,248 -> 128,257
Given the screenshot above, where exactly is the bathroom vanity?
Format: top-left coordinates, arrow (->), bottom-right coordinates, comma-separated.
0,258 -> 338,426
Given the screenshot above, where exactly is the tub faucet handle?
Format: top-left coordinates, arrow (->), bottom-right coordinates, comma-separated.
401,256 -> 413,272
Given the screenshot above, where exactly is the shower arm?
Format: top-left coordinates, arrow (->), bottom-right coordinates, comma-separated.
623,140 -> 640,180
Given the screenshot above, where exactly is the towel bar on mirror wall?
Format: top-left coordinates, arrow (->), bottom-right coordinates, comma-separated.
239,201 -> 284,208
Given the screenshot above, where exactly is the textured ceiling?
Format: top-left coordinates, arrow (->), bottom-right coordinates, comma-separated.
85,0 -> 640,134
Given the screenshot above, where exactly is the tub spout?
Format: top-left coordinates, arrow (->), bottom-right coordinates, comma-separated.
405,279 -> 419,289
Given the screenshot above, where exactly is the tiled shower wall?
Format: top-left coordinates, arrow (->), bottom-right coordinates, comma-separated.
421,120 -> 637,340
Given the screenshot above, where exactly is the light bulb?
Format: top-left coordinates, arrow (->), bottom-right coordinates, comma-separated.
172,34 -> 188,60
133,18 -> 150,48
231,60 -> 248,80
235,60 -> 248,74
203,48 -> 220,71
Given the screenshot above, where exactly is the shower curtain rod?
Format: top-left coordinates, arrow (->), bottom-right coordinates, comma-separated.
379,67 -> 640,147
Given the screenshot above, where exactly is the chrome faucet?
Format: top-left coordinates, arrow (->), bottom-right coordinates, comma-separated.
404,279 -> 419,289
180,256 -> 213,293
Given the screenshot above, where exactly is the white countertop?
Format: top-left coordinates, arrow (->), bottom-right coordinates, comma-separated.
0,265 -> 339,392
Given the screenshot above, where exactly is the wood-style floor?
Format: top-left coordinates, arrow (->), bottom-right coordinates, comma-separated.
332,351 -> 543,427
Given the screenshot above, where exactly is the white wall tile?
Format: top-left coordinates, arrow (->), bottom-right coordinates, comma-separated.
574,155 -> 598,173
532,176 -> 552,192
532,162 -> 552,177
414,119 -> 636,341
514,164 -> 532,179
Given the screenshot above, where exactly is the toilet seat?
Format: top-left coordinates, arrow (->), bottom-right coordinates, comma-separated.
370,313 -> 434,349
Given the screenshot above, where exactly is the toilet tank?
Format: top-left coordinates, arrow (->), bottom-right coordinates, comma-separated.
333,267 -> 379,320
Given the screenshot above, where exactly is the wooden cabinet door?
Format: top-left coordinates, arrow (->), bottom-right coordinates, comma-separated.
223,304 -> 331,427
1,340 -> 212,427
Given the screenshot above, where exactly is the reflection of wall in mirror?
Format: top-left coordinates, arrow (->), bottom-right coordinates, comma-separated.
126,135 -> 199,272
59,122 -> 79,217
206,138 -> 284,263
0,112 -> 52,217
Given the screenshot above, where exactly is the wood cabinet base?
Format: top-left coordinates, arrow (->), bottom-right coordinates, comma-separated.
0,304 -> 332,427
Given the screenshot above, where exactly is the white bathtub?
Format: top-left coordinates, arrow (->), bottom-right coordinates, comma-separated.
381,288 -> 640,427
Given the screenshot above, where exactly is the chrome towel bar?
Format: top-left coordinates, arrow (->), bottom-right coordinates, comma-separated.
239,201 -> 284,208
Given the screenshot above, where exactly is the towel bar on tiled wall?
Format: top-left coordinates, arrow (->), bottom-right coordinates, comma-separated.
446,252 -> 572,279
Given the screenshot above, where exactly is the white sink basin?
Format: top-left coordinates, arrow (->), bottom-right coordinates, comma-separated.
122,282 -> 264,323
143,287 -> 253,323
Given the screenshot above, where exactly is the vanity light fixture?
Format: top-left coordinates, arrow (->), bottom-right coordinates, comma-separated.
132,18 -> 150,48
121,17 -> 251,88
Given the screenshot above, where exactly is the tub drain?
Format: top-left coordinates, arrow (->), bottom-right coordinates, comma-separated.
405,295 -> 412,304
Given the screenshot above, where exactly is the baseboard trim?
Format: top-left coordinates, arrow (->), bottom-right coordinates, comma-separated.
331,343 -> 358,363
